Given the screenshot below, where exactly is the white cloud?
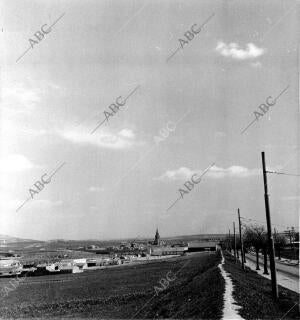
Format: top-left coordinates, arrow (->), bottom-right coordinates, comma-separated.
156,167 -> 194,181
89,186 -> 104,192
156,165 -> 260,181
208,165 -> 260,178
0,154 -> 35,172
2,82 -> 41,113
216,41 -> 265,60
59,126 -> 140,150
119,128 -> 135,139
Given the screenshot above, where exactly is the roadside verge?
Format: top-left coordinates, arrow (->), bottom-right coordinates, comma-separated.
223,252 -> 299,319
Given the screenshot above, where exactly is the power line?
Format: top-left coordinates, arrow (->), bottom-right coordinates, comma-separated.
266,170 -> 300,177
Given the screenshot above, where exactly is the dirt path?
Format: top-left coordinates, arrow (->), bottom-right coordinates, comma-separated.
219,251 -> 244,320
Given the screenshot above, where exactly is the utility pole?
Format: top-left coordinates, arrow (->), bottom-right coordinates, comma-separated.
261,151 -> 278,299
227,230 -> 229,251
291,227 -> 296,259
233,222 -> 237,262
238,209 -> 245,270
229,229 -> 231,253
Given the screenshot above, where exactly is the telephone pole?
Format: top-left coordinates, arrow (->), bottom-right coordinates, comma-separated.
261,151 -> 278,299
229,229 -> 231,253
233,222 -> 237,262
238,209 -> 245,270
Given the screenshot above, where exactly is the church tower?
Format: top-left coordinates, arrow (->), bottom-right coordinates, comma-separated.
154,227 -> 161,245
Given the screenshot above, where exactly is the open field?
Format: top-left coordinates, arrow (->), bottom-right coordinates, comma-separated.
0,252 -> 224,319
224,253 -> 300,319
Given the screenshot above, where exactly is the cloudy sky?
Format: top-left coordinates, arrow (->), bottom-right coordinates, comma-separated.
0,0 -> 299,240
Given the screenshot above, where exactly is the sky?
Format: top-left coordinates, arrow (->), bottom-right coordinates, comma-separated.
0,0 -> 299,241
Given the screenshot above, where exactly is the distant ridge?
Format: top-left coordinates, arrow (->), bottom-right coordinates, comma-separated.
0,234 -> 42,244
0,233 -> 227,243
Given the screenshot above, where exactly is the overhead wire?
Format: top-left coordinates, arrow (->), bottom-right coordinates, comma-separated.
266,170 -> 300,177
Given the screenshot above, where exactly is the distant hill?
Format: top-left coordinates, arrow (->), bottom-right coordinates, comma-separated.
0,234 -> 42,244
163,233 -> 227,241
0,233 -> 227,245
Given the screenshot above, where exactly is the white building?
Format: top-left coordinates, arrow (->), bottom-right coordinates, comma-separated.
0,259 -> 22,276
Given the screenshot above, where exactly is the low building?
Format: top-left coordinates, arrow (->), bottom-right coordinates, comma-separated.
0,259 -> 22,276
188,241 -> 218,252
58,260 -> 83,273
150,246 -> 187,256
85,258 -> 111,268
73,258 -> 87,270
45,263 -> 60,273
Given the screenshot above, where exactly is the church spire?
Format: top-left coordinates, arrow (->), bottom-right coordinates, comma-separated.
154,227 -> 160,245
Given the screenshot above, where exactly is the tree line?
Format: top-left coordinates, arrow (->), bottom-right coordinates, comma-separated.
225,224 -> 298,274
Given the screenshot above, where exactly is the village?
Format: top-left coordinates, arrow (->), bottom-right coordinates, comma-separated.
0,229 -> 222,278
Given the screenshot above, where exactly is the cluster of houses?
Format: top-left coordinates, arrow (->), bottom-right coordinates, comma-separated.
0,254 -> 148,277
80,242 -> 149,254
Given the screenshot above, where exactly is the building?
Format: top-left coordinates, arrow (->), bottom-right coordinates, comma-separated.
0,259 -> 22,276
148,228 -> 188,256
150,246 -> 187,256
45,263 -> 60,273
188,241 -> 219,252
73,258 -> 88,270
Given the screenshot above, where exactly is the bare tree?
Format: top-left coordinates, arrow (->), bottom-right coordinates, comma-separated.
273,230 -> 287,260
244,224 -> 267,271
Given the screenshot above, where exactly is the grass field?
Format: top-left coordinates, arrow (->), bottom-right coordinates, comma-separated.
0,252 -> 223,319
224,252 -> 300,319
